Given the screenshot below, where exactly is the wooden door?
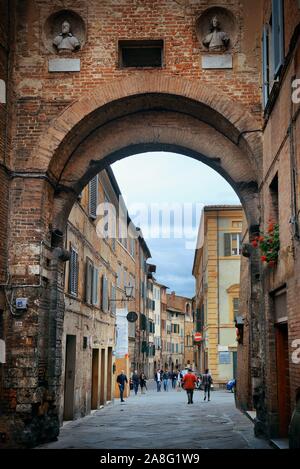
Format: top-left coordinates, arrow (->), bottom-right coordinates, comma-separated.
275,323 -> 291,437
91,349 -> 99,410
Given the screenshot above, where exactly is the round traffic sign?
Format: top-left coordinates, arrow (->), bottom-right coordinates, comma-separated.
194,332 -> 202,342
127,311 -> 138,323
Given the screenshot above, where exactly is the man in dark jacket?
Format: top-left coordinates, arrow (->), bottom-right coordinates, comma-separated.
202,369 -> 213,401
117,370 -> 128,402
132,370 -> 140,395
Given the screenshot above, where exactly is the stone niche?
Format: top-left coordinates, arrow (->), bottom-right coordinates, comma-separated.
196,6 -> 238,70
43,9 -> 86,55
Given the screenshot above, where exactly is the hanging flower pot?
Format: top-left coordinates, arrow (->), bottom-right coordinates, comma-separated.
252,222 -> 280,267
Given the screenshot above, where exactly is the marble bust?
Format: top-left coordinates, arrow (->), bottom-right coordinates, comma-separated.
53,20 -> 81,53
202,16 -> 230,52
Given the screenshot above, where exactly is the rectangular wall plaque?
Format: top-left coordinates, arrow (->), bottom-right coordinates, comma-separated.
48,58 -> 80,72
202,55 -> 233,69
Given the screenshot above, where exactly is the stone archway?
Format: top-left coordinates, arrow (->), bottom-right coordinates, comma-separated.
2,75 -> 265,447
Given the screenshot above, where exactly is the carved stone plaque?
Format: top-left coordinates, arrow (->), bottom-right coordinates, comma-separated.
48,58 -> 81,72
202,55 -> 233,69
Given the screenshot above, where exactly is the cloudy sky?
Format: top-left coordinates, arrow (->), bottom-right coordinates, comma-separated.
112,152 -> 240,298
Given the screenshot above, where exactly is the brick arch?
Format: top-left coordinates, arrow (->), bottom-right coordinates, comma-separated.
32,74 -> 262,177
51,110 -> 260,232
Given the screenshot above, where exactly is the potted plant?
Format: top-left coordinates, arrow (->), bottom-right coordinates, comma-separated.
251,222 -> 280,267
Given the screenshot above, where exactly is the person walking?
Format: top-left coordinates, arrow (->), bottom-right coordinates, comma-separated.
182,368 -> 197,404
132,370 -> 140,395
172,371 -> 178,389
154,369 -> 162,392
116,370 -> 128,403
162,370 -> 169,391
202,369 -> 213,401
140,372 -> 147,394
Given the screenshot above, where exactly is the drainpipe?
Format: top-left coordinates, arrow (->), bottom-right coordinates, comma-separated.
217,213 -> 220,346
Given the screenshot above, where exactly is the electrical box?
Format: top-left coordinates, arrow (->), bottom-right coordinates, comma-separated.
15,298 -> 28,310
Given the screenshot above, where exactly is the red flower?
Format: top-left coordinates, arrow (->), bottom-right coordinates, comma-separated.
268,223 -> 274,233
258,236 -> 264,242
251,240 -> 258,248
261,255 -> 267,262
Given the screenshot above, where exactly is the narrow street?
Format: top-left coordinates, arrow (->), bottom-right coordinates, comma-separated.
38,382 -> 271,450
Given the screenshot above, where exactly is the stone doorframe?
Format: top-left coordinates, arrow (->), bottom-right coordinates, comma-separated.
1,75 -> 265,447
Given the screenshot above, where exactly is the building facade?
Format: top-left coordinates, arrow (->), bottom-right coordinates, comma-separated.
236,1 -> 300,441
63,167 -> 143,417
0,0 -> 299,447
166,292 -> 194,371
193,206 -> 243,386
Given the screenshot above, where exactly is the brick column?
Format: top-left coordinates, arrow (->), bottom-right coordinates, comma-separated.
0,178 -> 66,447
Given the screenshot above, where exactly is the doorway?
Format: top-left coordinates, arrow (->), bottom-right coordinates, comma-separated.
100,349 -> 106,405
63,335 -> 76,421
275,322 -> 291,437
107,347 -> 112,401
91,349 -> 99,410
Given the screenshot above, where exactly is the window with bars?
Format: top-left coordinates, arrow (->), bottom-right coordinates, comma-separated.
69,246 -> 79,296
88,176 -> 98,219
224,233 -> 242,256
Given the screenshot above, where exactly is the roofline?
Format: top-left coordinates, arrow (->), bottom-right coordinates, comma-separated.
203,205 -> 243,211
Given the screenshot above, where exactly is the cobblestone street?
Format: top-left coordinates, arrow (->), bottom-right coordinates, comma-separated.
39,383 -> 271,449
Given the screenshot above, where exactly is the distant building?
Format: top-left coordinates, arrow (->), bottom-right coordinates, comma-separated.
193,206 -> 243,386
165,292 -> 194,371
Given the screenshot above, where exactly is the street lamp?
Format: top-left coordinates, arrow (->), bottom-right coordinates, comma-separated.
109,284 -> 134,309
124,285 -> 134,299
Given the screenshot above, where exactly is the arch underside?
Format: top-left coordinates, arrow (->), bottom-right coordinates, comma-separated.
28,77 -> 262,232
49,107 -> 260,231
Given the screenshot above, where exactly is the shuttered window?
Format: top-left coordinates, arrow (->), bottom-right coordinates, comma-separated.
111,285 -> 116,315
224,233 -> 231,257
233,298 -> 240,319
92,267 -> 99,305
88,176 -> 98,219
262,25 -> 270,108
272,0 -> 284,78
69,246 -> 79,296
85,258 -> 94,305
224,233 -> 241,256
102,275 -> 108,313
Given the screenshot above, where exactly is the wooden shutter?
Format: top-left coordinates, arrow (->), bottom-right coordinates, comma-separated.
85,258 -> 93,304
224,233 -> 231,256
262,25 -> 270,108
92,267 -> 99,305
272,0 -> 284,77
69,247 -> 78,296
111,285 -> 116,315
88,176 -> 98,219
102,275 -> 108,312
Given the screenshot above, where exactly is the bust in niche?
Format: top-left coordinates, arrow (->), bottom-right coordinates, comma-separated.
53,20 -> 81,53
202,15 -> 230,52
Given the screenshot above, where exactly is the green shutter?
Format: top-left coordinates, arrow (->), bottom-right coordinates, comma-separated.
224,233 -> 231,256
272,0 -> 284,78
262,25 -> 269,108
